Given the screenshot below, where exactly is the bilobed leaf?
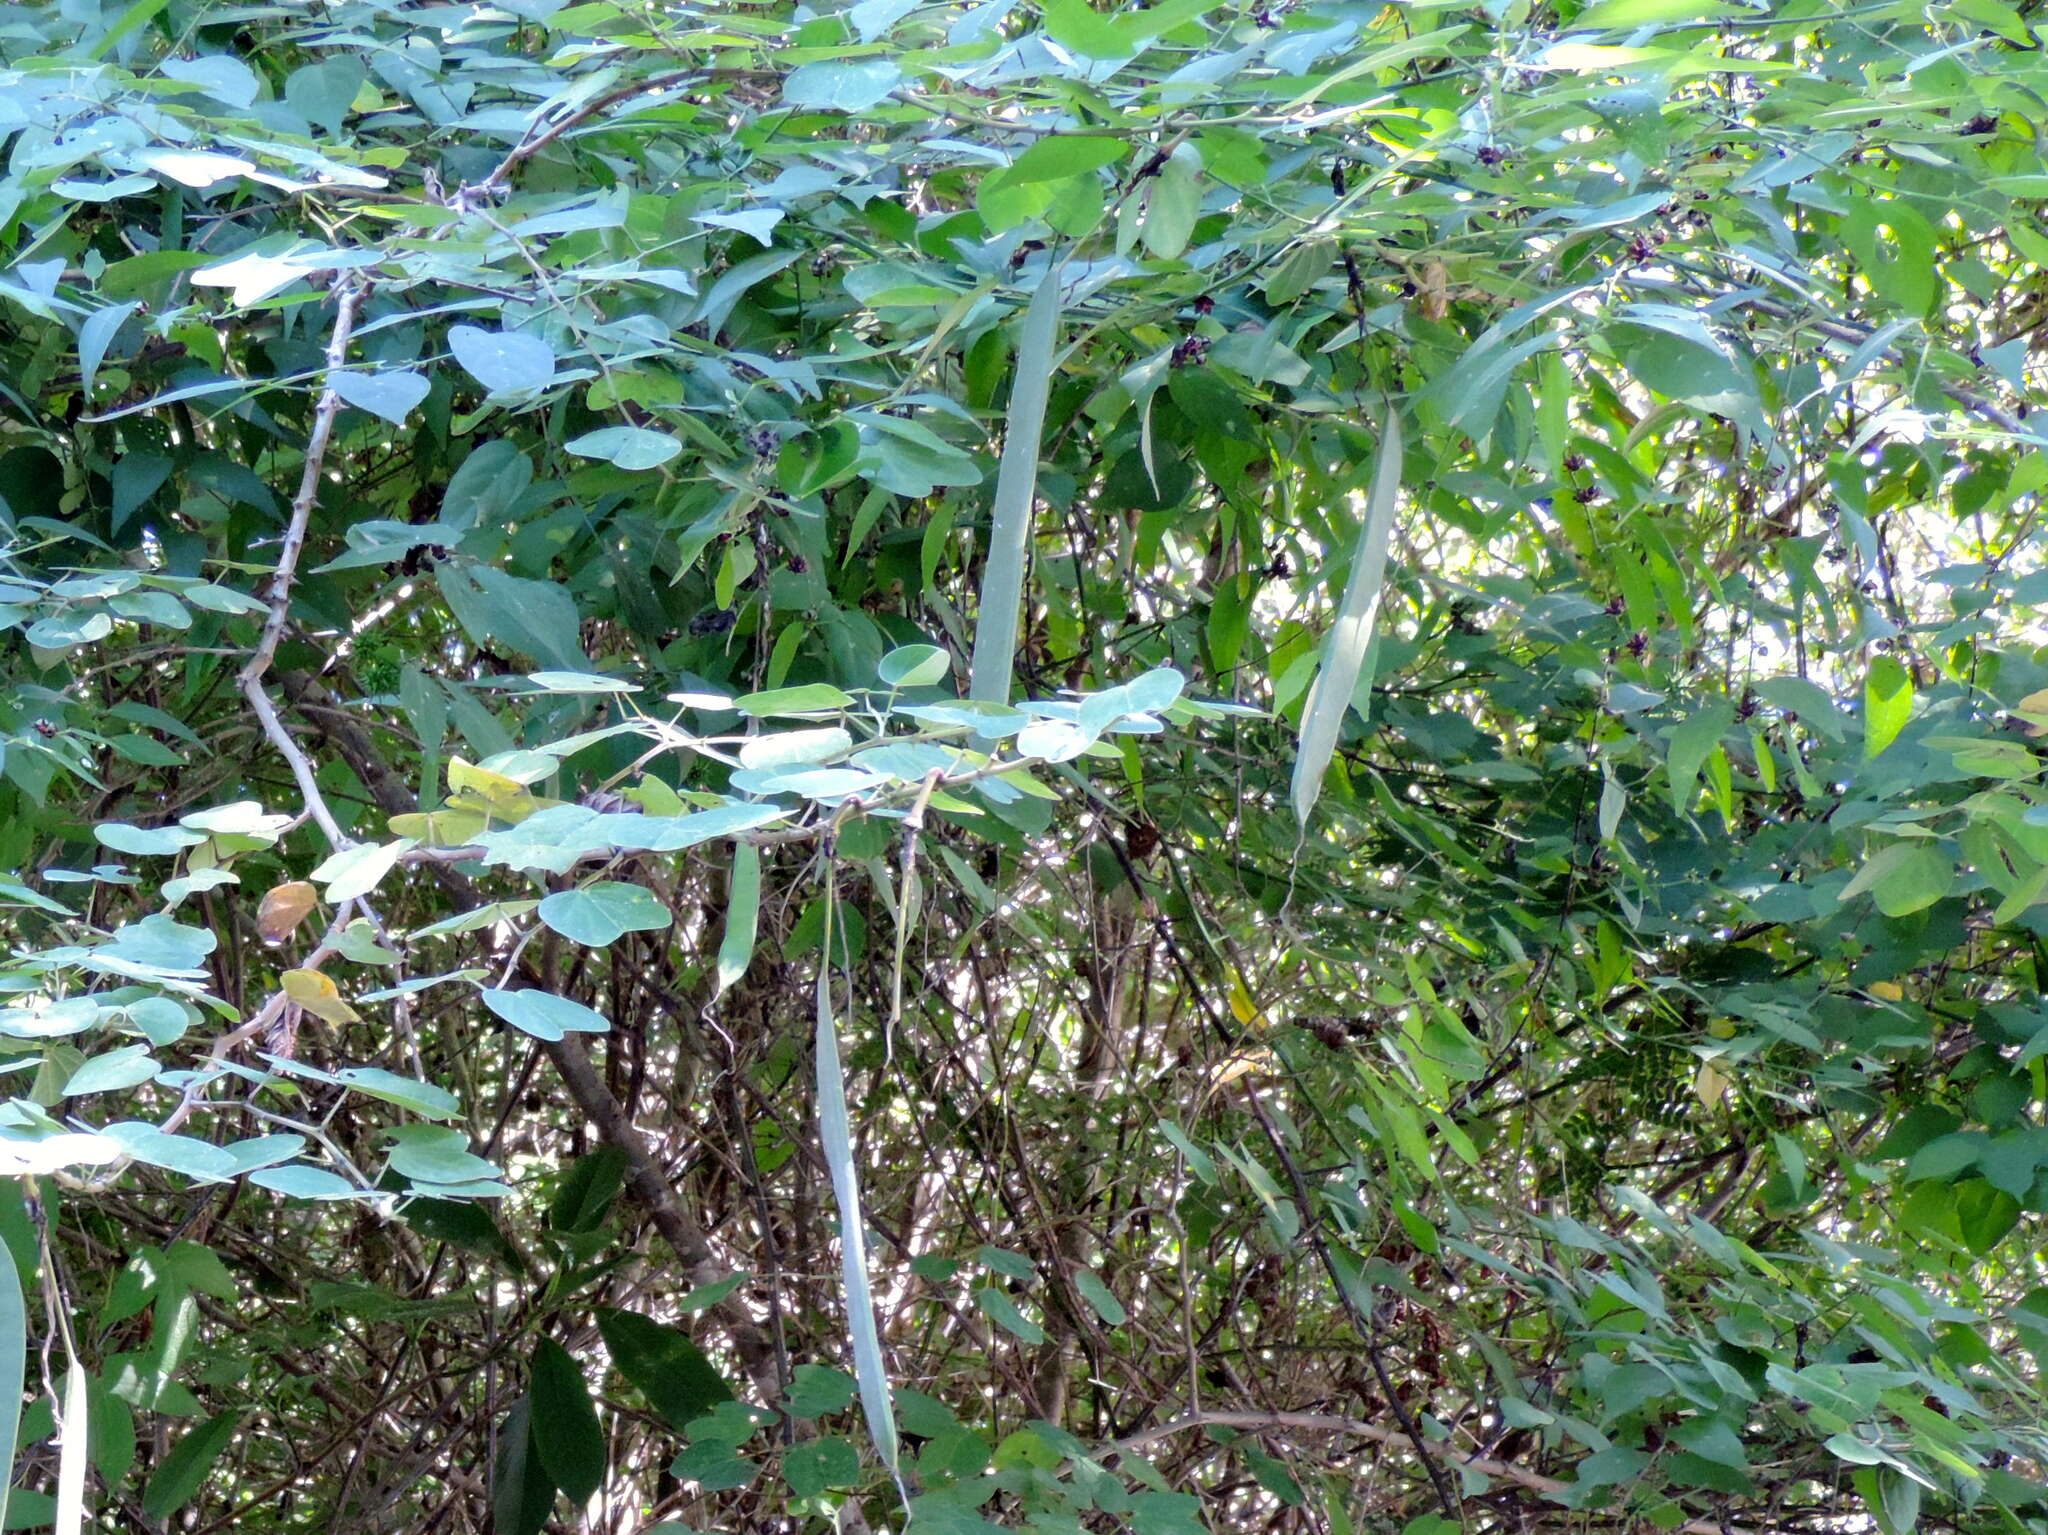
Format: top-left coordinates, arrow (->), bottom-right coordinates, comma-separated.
536,883 -> 671,947
328,369 -> 429,425
564,427 -> 683,470
1755,674 -> 1846,740
480,987 -> 611,1040
969,264 -> 1063,708
784,1363 -> 859,1418
448,324 -> 557,395
783,60 -> 902,112
249,1164 -> 357,1200
286,57 -> 364,135
529,1339 -> 605,1505
61,1045 -> 159,1095
1871,845 -> 1953,918
386,1126 -> 500,1187
311,839 -> 412,903
1140,155 -> 1203,260
95,822 -> 205,856
77,302 -> 137,399
783,1436 -> 861,1498
1003,135 -> 1126,185
1292,400 -> 1402,823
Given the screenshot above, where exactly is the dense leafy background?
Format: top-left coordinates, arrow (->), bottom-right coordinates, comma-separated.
0,0 -> 2044,1531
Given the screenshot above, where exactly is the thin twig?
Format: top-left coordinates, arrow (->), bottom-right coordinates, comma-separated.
238,273 -> 368,850
468,69 -> 772,198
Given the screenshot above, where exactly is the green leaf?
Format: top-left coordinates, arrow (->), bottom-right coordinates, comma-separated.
1873,1466 -> 1923,1535
1140,157 -> 1203,261
564,427 -> 684,470
140,1412 -> 239,1520
402,1195 -> 526,1270
1753,675 -> 1846,741
250,1164 -> 357,1200
714,843 -> 761,1001
1954,1180 -> 2021,1254
784,1364 -> 858,1418
285,57 -> 366,135
1873,846 -> 1953,917
492,1395 -> 556,1535
969,265 -> 1063,709
598,1309 -> 735,1430
481,987 -> 612,1040
1574,0 -> 1750,25
783,60 -> 902,112
975,1286 -> 1046,1343
328,369 -> 429,425
1073,1266 -> 1127,1325
386,1126 -> 501,1188
310,839 -> 412,903
1002,135 -> 1126,185
448,324 -> 557,395
94,822 -> 206,856
62,1045 -> 159,1095
529,1338 -> 606,1505
1864,655 -> 1913,758
1293,400 -> 1402,823
814,897 -> 901,1473
877,644 -> 950,688
0,1231 -> 20,1531
1666,703 -> 1734,814
733,683 -> 855,716
437,562 -> 589,673
536,883 -> 672,947
550,1146 -> 629,1233
783,1436 -> 861,1498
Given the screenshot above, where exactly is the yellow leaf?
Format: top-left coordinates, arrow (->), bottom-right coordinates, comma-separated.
1227,972 -> 1263,1027
443,758 -> 561,822
446,756 -> 529,800
256,881 -> 318,944
1868,980 -> 1904,1001
1693,1060 -> 1730,1110
1209,1050 -> 1273,1092
387,810 -> 489,847
281,968 -> 359,1024
442,788 -> 554,823
1707,1017 -> 1736,1039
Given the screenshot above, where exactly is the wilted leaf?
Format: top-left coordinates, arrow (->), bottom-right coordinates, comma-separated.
257,881 -> 319,943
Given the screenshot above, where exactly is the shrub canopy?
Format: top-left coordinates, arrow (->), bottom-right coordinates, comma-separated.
0,0 -> 2044,1531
